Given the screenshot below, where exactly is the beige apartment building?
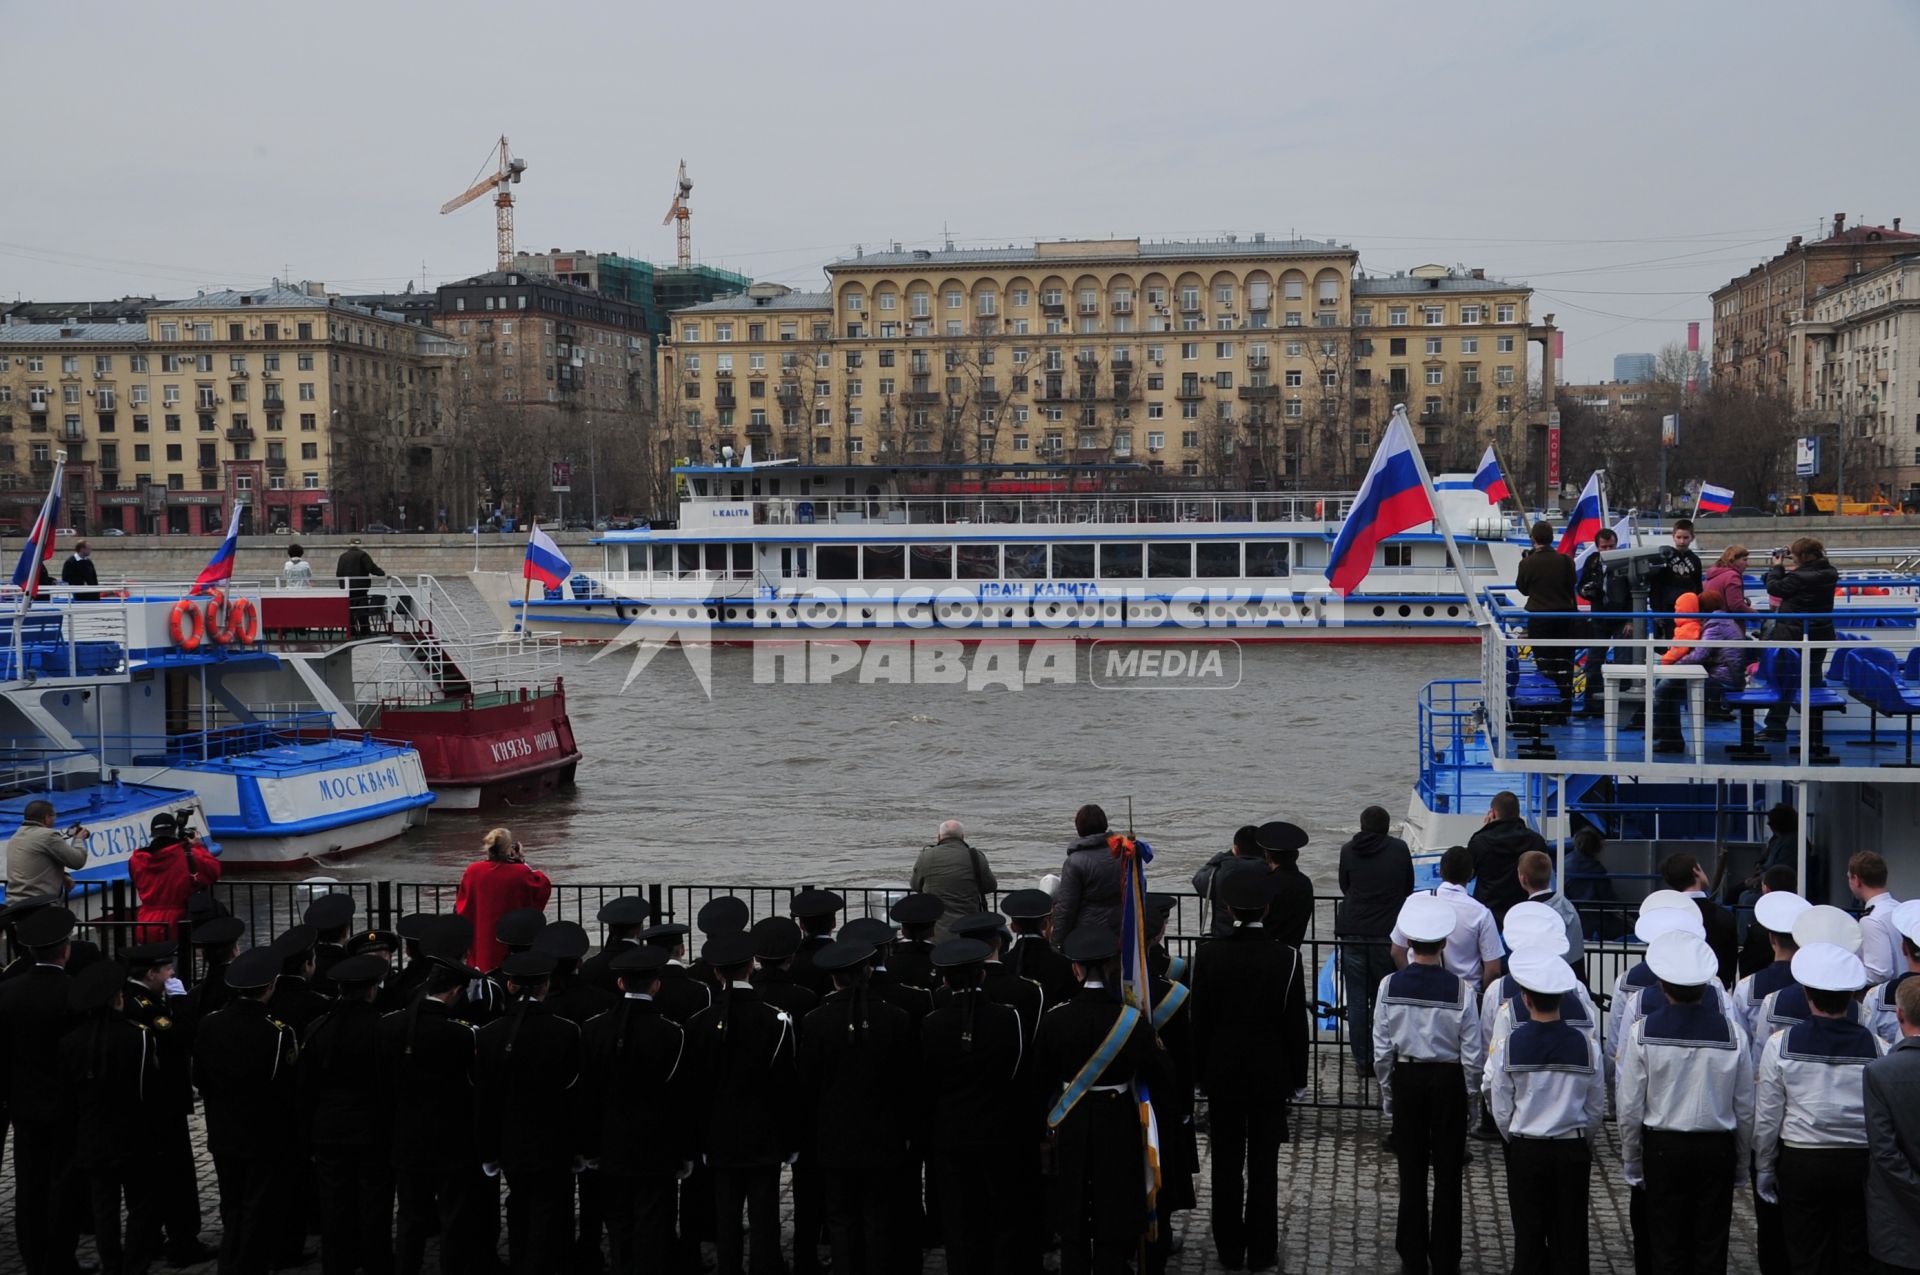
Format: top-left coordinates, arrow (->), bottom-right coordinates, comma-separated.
1789,252 -> 1920,503
0,285 -> 460,535
658,237 -> 1551,496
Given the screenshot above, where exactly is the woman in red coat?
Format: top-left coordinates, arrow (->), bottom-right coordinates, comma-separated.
454,827 -> 552,970
127,812 -> 222,941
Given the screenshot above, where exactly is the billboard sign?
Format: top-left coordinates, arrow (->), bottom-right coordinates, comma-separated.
550,461 -> 573,494
1795,436 -> 1820,478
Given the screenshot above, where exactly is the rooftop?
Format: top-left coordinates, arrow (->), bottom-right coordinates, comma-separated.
4,297 -> 159,326
674,289 -> 831,314
827,235 -> 1354,271
1353,268 -> 1527,296
155,285 -> 409,325
0,322 -> 150,346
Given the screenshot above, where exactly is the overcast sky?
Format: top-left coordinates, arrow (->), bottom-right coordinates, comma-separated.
9,0 -> 1916,381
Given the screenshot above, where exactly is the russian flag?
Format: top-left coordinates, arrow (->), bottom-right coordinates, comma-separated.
189,503 -> 244,595
1696,482 -> 1734,514
1472,444 -> 1509,504
9,468 -> 62,600
1325,405 -> 1434,596
523,522 -> 572,590
1557,472 -> 1604,555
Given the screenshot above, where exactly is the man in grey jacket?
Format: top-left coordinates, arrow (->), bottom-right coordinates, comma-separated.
1866,977 -> 1920,1274
909,820 -> 996,942
4,800 -> 87,899
1051,804 -> 1125,952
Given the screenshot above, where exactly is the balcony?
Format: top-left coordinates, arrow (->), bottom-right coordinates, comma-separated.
266,457 -> 287,471
1238,385 -> 1280,401
1175,383 -> 1206,401
226,426 -> 255,442
28,401 -> 47,414
1075,354 -> 1100,370
1039,384 -> 1068,403
976,389 -> 1004,405
776,384 -> 804,404
1111,299 -> 1133,315
1246,355 -> 1271,370
1040,300 -> 1066,317
714,390 -> 738,409
901,391 -> 942,407
1077,303 -> 1100,316
30,458 -> 53,474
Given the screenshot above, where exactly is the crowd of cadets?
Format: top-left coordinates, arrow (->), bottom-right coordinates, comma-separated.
4,847 -> 1917,1275
0,864 -> 1314,1275
1375,881 -> 1920,1275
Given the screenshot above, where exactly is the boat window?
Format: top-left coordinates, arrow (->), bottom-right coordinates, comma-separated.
910,544 -> 953,580
1005,544 -> 1046,580
732,544 -> 753,573
1245,543 -> 1290,577
692,479 -> 708,497
1196,542 -> 1241,577
1098,544 -> 1143,578
677,544 -> 702,577
1148,543 -> 1192,578
817,544 -> 858,580
862,545 -> 905,580
957,544 -> 1000,579
1051,543 -> 1095,578
653,545 -> 674,576
705,545 -> 728,573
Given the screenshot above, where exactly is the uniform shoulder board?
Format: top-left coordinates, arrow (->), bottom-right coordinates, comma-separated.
269,1016 -> 293,1032
774,1010 -> 793,1023
153,1015 -> 172,1030
131,1020 -> 151,1034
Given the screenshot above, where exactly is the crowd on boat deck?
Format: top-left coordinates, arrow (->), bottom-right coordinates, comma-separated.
2,800 -> 1919,1275
1517,518 -> 1842,749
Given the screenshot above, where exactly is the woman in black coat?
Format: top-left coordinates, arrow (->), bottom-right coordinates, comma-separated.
1760,537 -> 1838,737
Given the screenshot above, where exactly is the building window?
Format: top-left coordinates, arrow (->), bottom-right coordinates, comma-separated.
1460,337 -> 1478,354
1423,307 -> 1444,326
1497,335 -> 1516,353
1496,366 -> 1516,386
1425,338 -> 1442,356
1461,305 -> 1482,324
1497,304 -> 1516,323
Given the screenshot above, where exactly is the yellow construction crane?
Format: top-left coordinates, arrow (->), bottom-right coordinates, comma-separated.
442,135 -> 529,271
662,159 -> 693,267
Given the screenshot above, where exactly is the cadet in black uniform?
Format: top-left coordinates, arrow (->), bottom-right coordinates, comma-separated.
889,893 -> 944,989
474,951 -> 582,1275
346,927 -> 404,1010
642,922 -> 712,1025
1004,887 -> 1077,1009
299,953 -> 395,1275
304,892 -> 356,995
378,952 -> 482,1275
948,911 -> 1045,1045
194,945 -> 301,1275
801,939 -> 918,1275
642,919 -> 717,1262
267,923 -> 332,1037
1142,897 -> 1198,1275
1034,928 -> 1176,1275
533,919 -> 614,1270
579,895 -> 652,994
385,913 -> 436,1007
789,889 -> 845,999
686,930 -> 798,1275
65,960 -> 163,1275
843,915 -> 936,1030
182,914 -> 247,1021
920,937 -> 1029,1275
122,940 -> 218,1266
749,916 -> 822,1022
0,904 -> 83,1275
1190,869 -> 1310,1272
580,946 -> 694,1275
694,896 -> 751,991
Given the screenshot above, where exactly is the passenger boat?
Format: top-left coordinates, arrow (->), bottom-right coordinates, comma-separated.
471,462 -> 1533,644
0,585 -> 433,869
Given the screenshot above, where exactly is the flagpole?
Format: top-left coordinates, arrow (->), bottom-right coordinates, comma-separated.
1690,486 -> 1703,522
12,455 -> 64,676
1396,408 -> 1490,624
520,519 -> 535,635
1489,442 -> 1528,532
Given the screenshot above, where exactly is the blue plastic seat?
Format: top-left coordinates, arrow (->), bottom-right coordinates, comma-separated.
1845,656 -> 1920,765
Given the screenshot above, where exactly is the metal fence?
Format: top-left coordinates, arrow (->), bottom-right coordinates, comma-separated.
60,879 -> 1774,1112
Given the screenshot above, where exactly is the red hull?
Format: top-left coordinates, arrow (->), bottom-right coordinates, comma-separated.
373,682 -> 580,812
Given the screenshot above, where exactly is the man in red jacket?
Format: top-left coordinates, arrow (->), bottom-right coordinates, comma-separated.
127,812 -> 221,943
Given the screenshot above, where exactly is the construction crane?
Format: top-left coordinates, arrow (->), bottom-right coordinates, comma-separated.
662,159 -> 693,267
441,135 -> 529,271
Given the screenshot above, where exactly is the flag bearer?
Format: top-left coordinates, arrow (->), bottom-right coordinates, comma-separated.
1372,894 -> 1481,1275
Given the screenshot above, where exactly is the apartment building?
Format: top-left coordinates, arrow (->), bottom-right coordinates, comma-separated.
1789,253 -> 1920,502
658,237 -> 1551,494
0,285 -> 456,534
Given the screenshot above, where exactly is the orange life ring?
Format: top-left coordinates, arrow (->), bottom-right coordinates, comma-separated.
202,588 -> 232,646
225,597 -> 259,645
169,597 -> 205,650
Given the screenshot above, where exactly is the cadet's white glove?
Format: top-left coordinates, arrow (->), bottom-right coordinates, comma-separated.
785,1151 -> 800,1166
1290,1087 -> 1308,1104
677,1161 -> 694,1182
481,1163 -> 500,1179
1756,1171 -> 1778,1205
164,977 -> 186,997
1624,1168 -> 1644,1189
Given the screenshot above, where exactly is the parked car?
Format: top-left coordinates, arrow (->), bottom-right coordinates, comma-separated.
605,516 -> 638,531
272,525 -> 293,535
362,522 -> 396,534
99,527 -> 127,537
563,519 -> 593,531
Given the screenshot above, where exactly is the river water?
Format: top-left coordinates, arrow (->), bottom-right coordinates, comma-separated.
330,636 -> 1476,894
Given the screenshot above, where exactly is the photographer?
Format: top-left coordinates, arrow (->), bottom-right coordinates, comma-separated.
3,799 -> 88,899
1575,527 -> 1631,715
1759,537 -> 1838,741
127,811 -> 222,943
455,827 -> 552,970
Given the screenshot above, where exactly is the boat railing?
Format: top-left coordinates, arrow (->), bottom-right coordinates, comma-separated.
1416,678 -> 1487,814
0,590 -> 135,683
699,491 -> 1372,528
103,708 -> 343,766
0,743 -> 95,791
1476,586 -> 1920,776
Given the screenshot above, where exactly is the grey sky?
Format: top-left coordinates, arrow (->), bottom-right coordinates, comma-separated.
9,0 -> 1917,380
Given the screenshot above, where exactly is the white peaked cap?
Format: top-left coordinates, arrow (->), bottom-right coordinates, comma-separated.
1646,932 -> 1718,987
1792,904 -> 1863,955
1396,894 -> 1457,944
1753,891 -> 1811,936
1890,899 -> 1920,948
1508,947 -> 1577,996
1503,902 -> 1569,957
1635,905 -> 1706,945
1791,941 -> 1867,993
1639,889 -> 1696,916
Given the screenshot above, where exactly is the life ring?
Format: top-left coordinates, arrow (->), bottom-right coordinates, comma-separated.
224,597 -> 260,645
202,588 -> 232,646
169,597 -> 205,650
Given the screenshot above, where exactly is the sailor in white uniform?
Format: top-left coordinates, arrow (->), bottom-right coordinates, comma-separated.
1731,890 -> 1810,1048
1754,941 -> 1887,1274
1372,894 -> 1481,1275
1617,931 -> 1754,1275
1487,948 -> 1604,1275
1749,904 -> 1864,1070
1862,898 -> 1920,1048
1606,891 -> 1709,1083
1478,902 -> 1597,1062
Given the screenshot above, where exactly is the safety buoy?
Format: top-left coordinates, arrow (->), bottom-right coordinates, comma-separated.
169,597 -> 205,650
225,597 -> 260,645
202,588 -> 232,646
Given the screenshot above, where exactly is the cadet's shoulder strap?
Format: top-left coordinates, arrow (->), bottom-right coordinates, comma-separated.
1152,981 -> 1190,1031
1048,1004 -> 1140,1129
1168,955 -> 1189,985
